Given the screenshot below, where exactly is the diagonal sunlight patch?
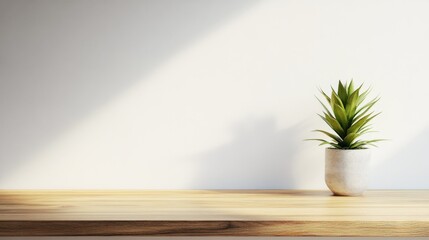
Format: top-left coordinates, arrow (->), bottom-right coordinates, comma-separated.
1,1 -> 329,189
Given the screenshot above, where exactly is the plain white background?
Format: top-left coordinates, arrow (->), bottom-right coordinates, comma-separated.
1,0 -> 428,190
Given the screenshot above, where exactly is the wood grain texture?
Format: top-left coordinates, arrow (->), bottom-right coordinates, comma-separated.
0,190 -> 428,236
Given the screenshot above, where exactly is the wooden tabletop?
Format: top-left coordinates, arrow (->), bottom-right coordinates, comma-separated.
0,190 -> 428,236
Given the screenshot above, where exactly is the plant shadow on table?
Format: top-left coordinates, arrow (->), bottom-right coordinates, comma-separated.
190,117 -> 306,189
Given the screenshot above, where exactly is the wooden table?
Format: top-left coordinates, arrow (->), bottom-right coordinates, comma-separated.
0,190 -> 428,236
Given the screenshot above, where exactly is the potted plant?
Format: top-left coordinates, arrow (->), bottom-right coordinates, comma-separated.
308,80 -> 383,196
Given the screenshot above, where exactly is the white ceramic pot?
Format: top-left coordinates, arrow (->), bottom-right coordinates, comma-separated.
325,148 -> 371,196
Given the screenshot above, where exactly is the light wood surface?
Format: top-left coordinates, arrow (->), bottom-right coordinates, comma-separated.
0,190 -> 428,236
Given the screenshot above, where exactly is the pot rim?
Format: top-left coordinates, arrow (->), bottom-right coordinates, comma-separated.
325,147 -> 371,151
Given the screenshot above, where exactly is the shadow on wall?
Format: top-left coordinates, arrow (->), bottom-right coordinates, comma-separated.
0,0 -> 259,180
191,117 -> 305,189
373,127 -> 429,189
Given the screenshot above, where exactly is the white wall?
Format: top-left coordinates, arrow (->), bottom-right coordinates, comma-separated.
1,0 -> 428,189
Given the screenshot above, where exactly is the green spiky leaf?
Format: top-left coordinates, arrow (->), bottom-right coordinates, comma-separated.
337,80 -> 348,105
332,103 -> 348,130
348,79 -> 355,95
313,130 -> 342,143
308,80 -> 384,149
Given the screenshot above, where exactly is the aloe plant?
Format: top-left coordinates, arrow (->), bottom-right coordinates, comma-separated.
308,80 -> 383,149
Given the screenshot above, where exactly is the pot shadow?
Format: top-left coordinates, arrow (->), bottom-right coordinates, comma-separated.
190,117 -> 305,189
0,0 -> 259,183
372,127 -> 429,189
